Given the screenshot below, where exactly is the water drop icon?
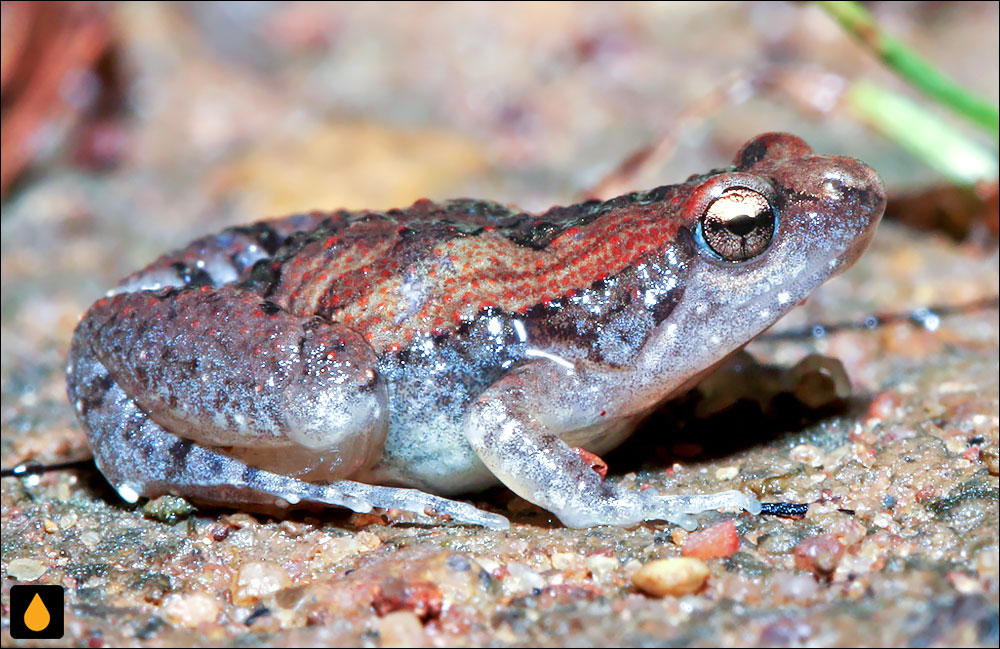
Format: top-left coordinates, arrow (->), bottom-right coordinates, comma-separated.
24,592 -> 50,632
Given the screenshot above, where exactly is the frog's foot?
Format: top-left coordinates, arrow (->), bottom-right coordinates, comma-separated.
330,481 -> 510,530
631,489 -> 762,531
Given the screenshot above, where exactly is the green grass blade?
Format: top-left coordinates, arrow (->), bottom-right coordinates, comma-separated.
818,1 -> 999,138
847,80 -> 998,184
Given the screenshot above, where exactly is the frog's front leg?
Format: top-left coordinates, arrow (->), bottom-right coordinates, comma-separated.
465,361 -> 761,529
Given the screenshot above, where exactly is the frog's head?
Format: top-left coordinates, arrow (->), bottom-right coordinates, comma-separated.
688,132 -> 885,279
642,132 -> 885,388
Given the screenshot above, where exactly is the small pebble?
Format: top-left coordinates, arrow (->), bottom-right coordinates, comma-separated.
80,531 -> 101,549
550,551 -> 582,571
163,591 -> 221,628
8,558 -> 47,581
682,520 -> 740,559
231,561 -> 292,605
143,495 -> 196,523
378,610 -> 427,648
585,554 -> 620,582
790,444 -> 824,467
504,563 -> 546,593
632,557 -> 709,597
793,534 -> 844,575
946,571 -> 982,595
715,466 -> 739,480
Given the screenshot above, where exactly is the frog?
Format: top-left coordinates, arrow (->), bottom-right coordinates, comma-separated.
65,132 -> 885,531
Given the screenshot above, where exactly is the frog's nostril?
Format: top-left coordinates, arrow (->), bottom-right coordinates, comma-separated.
837,157 -> 885,195
825,158 -> 887,220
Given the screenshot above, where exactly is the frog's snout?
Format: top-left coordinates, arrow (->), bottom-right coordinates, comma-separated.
834,155 -> 886,218
826,155 -> 886,264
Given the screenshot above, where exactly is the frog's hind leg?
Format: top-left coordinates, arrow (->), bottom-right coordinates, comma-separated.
68,340 -> 508,528
326,480 -> 510,530
67,286 -> 509,529
66,341 -> 371,513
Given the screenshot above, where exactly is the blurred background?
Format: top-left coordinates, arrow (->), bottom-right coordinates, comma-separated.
3,3 -> 997,215
1,4 -> 998,645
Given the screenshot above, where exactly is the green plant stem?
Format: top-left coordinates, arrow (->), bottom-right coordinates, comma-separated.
818,1 -> 999,138
847,81 -> 998,184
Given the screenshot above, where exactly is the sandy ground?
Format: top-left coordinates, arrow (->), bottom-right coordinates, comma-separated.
2,3 -> 997,646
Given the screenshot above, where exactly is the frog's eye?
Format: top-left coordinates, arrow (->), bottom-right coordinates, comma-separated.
699,187 -> 775,261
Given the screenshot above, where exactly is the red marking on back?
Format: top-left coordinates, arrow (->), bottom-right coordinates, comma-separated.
267,199 -> 684,352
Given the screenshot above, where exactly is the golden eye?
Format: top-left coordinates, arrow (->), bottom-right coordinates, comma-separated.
700,187 -> 775,261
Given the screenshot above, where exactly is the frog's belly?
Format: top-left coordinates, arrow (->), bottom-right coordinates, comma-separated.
367,409 -> 496,495
368,395 -> 646,497
366,344 -> 647,496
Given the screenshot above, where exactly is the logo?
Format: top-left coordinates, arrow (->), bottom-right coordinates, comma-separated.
10,584 -> 65,639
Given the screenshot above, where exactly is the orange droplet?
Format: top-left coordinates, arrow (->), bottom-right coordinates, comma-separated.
25,592 -> 50,632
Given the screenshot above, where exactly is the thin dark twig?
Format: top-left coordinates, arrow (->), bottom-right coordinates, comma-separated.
760,502 -> 811,517
759,296 -> 999,342
0,457 -> 94,478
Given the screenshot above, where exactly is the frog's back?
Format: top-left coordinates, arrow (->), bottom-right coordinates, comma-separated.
262,190 -> 691,354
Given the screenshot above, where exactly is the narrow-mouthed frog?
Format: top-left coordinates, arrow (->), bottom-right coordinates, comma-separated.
66,133 -> 885,530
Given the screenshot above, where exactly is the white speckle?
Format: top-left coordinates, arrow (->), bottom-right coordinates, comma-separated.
26,474 -> 41,487
823,178 -> 845,200
710,335 -> 721,345
75,399 -> 84,412
499,419 -> 519,442
196,259 -> 206,268
695,304 -> 707,315
282,493 -> 301,505
513,319 -> 527,342
643,290 -> 658,307
266,376 -> 276,387
777,291 -> 791,305
248,244 -> 259,253
759,309 -> 770,319
487,317 -> 503,336
526,348 -> 575,371
116,483 -> 141,503
922,313 -> 940,332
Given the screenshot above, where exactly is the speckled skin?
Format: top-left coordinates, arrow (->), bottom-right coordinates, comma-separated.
66,133 -> 885,529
